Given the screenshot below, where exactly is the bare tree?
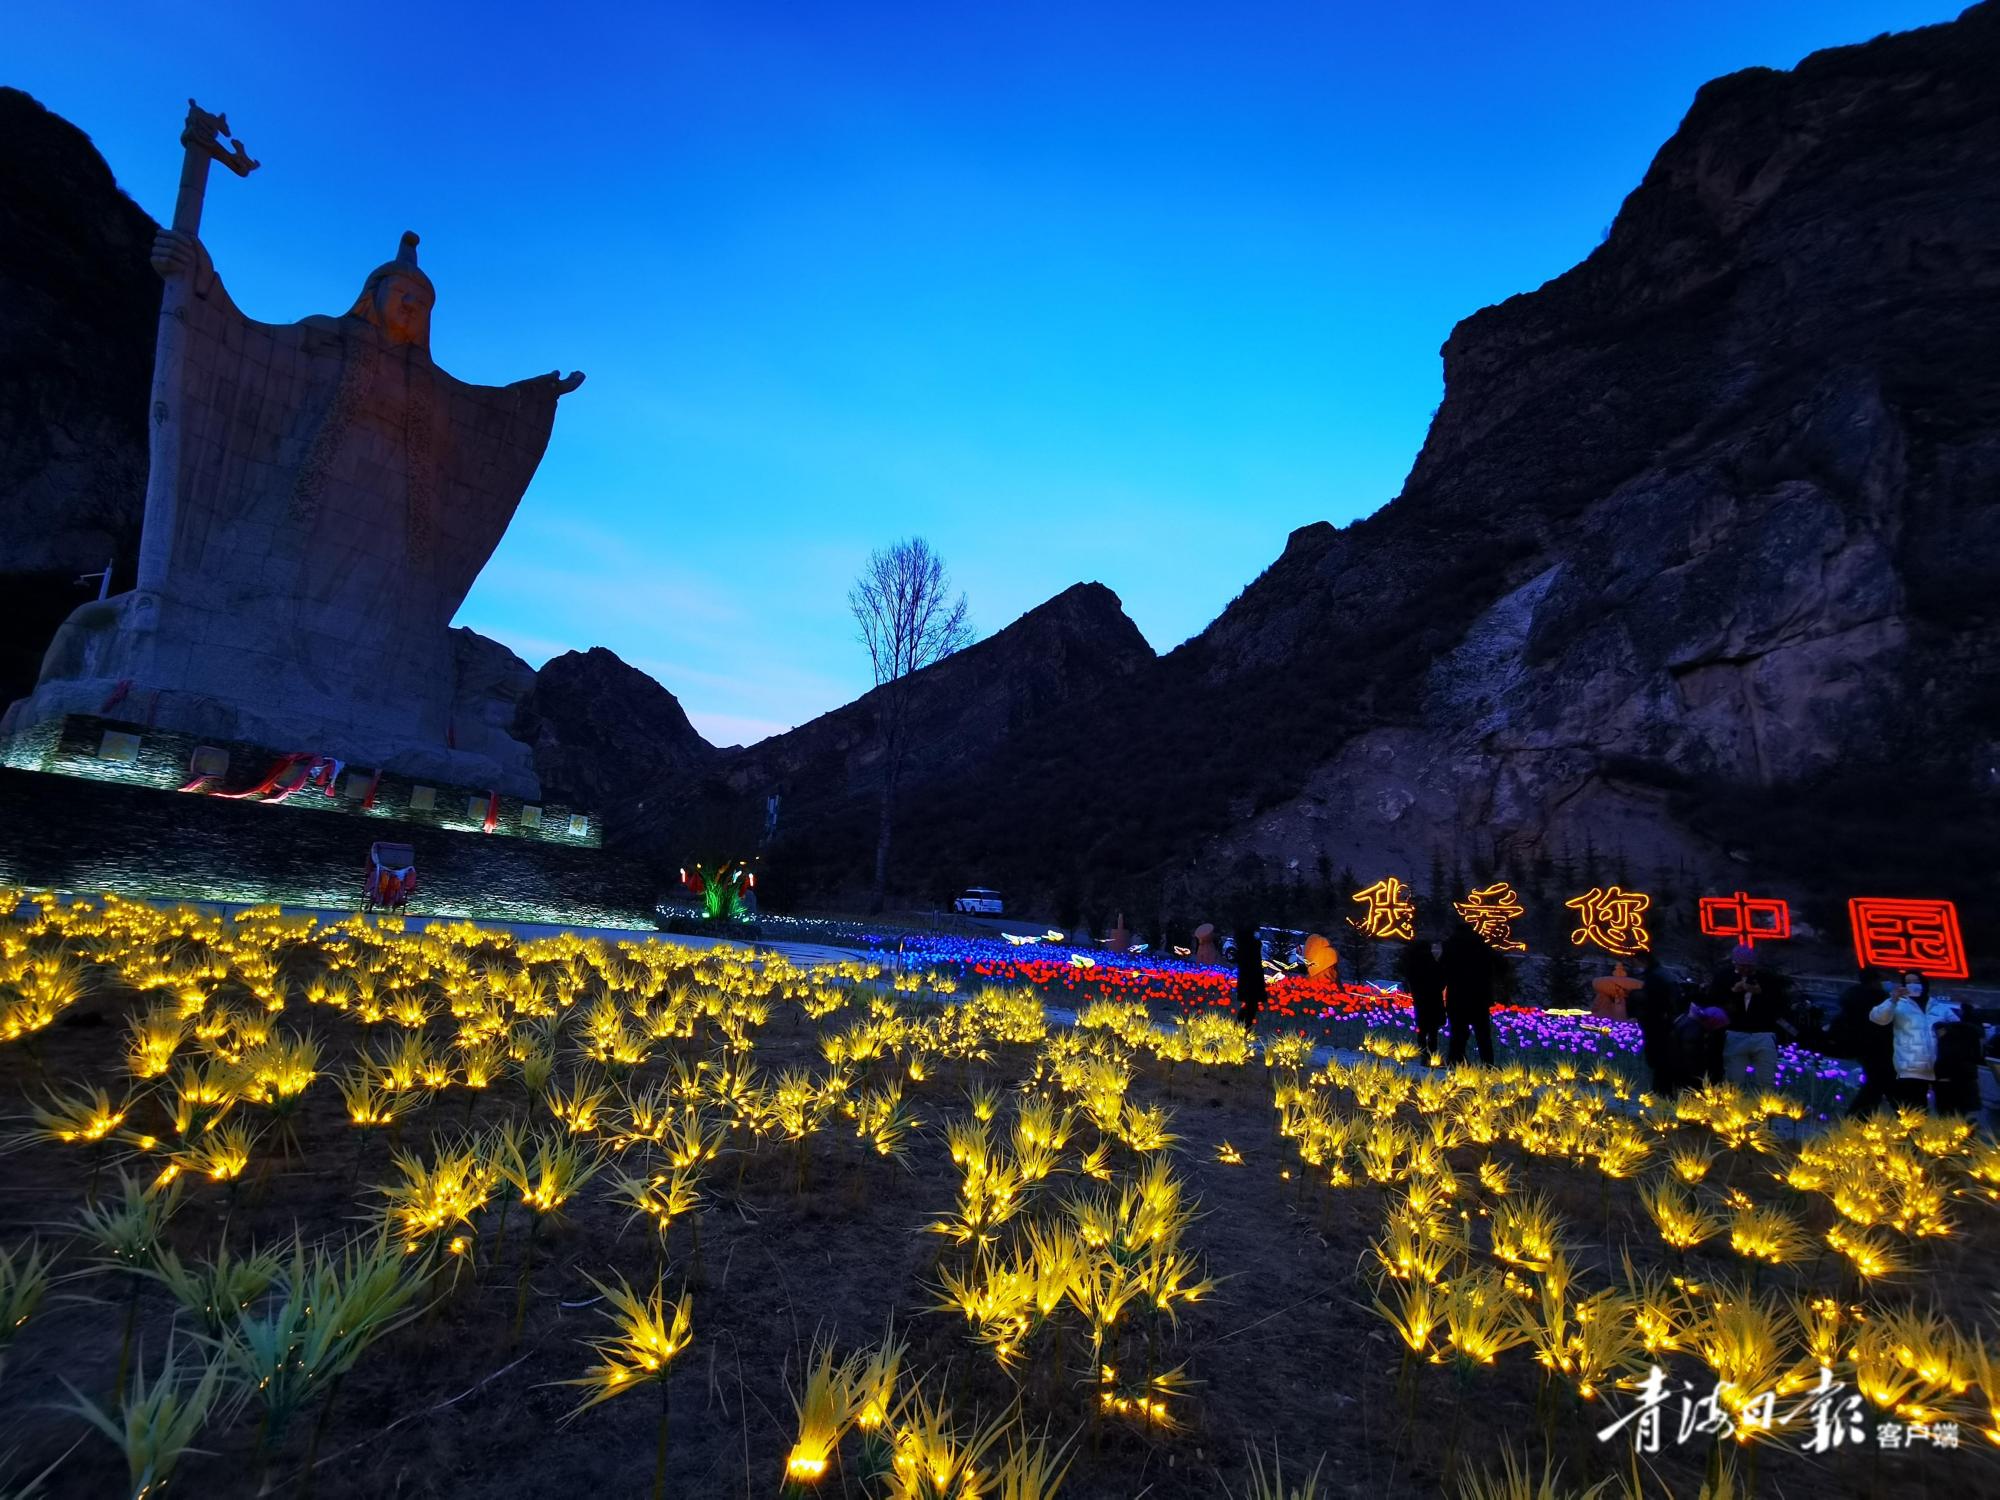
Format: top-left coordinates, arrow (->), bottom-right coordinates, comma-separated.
849,537 -> 973,912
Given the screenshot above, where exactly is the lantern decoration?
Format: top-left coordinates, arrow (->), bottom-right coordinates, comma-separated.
1565,886 -> 1652,957
365,841 -> 416,911
1847,898 -> 1968,980
1455,882 -> 1528,953
1349,877 -> 1416,942
1302,933 -> 1340,978
1698,892 -> 1790,948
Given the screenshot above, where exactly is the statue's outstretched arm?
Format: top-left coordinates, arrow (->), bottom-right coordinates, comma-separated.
506,369 -> 586,398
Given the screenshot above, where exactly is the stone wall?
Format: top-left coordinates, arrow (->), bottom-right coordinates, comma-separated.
2,713 -> 599,846
0,766 -> 654,927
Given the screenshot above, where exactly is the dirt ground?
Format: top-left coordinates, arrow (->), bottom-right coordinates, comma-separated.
1,964 -> 1993,1499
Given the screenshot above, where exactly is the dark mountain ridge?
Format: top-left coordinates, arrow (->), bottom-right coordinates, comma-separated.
628,581 -> 1156,896
514,645 -> 718,814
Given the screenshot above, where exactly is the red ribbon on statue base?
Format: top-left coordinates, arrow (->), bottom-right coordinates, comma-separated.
209,752 -> 314,800
182,752 -> 344,804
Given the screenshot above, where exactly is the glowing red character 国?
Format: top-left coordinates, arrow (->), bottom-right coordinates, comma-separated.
1848,898 -> 1968,980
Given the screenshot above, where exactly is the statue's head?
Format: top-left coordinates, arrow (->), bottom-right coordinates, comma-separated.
347,231 -> 436,349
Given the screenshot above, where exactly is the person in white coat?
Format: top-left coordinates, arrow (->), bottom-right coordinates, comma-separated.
1869,971 -> 1960,1111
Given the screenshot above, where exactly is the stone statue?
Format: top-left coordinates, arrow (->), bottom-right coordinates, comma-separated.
2,102 -> 582,797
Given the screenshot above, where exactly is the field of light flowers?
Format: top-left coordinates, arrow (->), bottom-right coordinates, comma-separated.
0,890 -> 1994,1499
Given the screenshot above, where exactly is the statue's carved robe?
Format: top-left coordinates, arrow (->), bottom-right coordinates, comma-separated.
8,257 -> 559,795
161,266 -> 557,748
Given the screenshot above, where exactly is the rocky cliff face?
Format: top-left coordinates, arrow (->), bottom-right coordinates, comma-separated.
0,87 -> 158,702
1221,1 -> 1999,877
885,1 -> 2000,948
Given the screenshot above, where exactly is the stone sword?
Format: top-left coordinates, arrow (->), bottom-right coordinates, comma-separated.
135,100 -> 260,595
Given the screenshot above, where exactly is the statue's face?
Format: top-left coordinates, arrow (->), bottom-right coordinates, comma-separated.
374,273 -> 434,346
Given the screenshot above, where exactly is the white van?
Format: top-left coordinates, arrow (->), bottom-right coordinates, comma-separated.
953,887 -> 1004,915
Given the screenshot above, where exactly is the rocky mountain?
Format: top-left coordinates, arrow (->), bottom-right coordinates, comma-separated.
0,86 -> 157,701
873,0 -> 2000,949
631,581 -> 1156,896
513,645 -> 717,814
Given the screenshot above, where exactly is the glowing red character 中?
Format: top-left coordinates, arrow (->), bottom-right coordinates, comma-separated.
1698,892 -> 1791,948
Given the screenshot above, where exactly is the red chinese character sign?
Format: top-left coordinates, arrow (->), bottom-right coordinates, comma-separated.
1455,882 -> 1528,952
1698,892 -> 1791,948
1848,898 -> 1968,980
1349,877 -> 1415,942
1566,886 -> 1651,957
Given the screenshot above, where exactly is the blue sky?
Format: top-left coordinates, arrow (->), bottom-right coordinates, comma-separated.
12,1 -> 1960,743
